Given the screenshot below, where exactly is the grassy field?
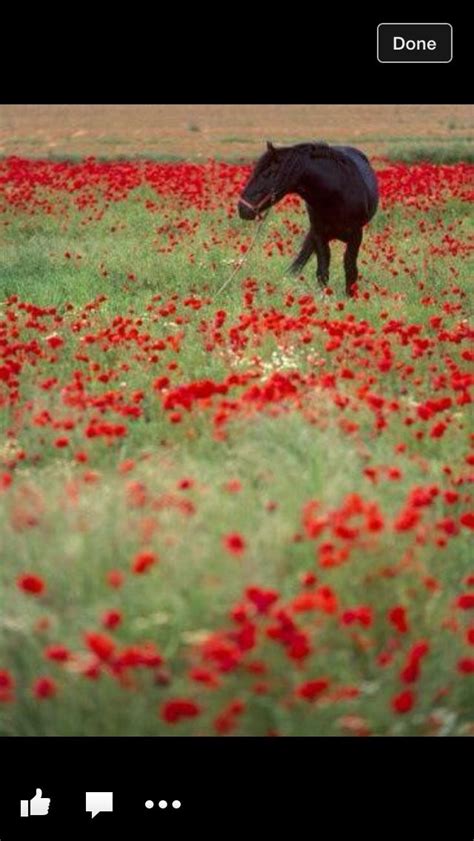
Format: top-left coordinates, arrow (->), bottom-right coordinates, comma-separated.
0,116 -> 473,736
1,104 -> 473,160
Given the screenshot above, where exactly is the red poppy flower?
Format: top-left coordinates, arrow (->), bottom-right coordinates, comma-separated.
84,632 -> 115,661
391,690 -> 415,714
45,645 -> 71,662
106,570 -> 124,589
33,676 -> 57,700
161,699 -> 201,724
189,667 -> 220,688
296,678 -> 330,701
388,605 -> 409,633
460,512 -> 474,530
102,610 -> 122,630
17,573 -> 45,595
223,532 -> 246,556
457,658 -> 474,674
456,594 -> 474,610
245,586 -> 279,614
132,550 -> 158,574
0,669 -> 15,702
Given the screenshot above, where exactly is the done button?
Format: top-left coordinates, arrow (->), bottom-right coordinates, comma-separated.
377,23 -> 453,63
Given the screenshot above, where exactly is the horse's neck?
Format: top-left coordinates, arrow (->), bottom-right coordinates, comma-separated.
300,156 -> 344,200
292,156 -> 324,202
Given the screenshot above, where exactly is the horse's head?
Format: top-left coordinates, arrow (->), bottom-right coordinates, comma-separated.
238,141 -> 288,220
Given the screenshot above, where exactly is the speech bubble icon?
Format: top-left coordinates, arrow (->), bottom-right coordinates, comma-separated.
86,791 -> 113,819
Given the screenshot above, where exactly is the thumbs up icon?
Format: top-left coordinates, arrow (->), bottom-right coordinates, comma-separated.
20,789 -> 51,817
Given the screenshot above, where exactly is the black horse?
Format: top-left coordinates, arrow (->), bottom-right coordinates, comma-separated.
238,141 -> 379,296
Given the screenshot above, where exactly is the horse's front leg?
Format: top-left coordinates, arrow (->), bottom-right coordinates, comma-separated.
344,228 -> 363,297
315,236 -> 330,290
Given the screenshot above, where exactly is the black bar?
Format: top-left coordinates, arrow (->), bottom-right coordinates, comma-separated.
1,737 -> 472,838
0,14 -> 470,104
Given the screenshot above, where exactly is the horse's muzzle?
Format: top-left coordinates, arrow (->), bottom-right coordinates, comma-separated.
238,201 -> 257,220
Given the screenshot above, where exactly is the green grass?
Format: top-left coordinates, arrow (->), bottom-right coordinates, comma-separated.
2,135 -> 471,166
99,137 -> 131,145
385,141 -> 474,164
220,137 -> 257,144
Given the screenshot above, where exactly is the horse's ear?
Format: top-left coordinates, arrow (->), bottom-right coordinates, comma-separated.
266,140 -> 276,155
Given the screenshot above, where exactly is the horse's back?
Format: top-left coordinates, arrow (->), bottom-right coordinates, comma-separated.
335,145 -> 379,219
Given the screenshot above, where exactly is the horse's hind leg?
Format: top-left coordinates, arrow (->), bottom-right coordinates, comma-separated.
344,228 -> 363,297
315,236 -> 330,289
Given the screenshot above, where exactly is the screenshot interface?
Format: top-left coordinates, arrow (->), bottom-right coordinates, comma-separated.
0,16 -> 472,839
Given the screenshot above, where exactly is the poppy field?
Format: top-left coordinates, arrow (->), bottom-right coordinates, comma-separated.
0,152 -> 473,736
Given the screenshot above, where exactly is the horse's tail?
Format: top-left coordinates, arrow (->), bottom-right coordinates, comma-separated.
289,230 -> 315,274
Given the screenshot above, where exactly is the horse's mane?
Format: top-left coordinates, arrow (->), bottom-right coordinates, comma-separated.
255,141 -> 357,170
254,142 -> 357,176
296,141 -> 353,165
313,142 -> 345,161
251,141 -> 365,194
